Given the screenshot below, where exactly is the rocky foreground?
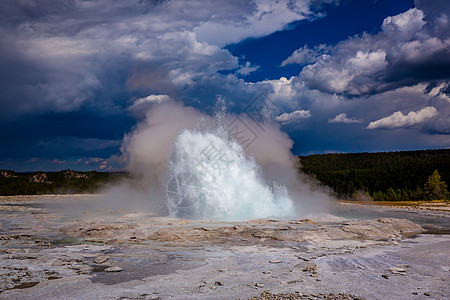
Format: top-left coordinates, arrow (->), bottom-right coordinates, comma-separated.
0,195 -> 449,299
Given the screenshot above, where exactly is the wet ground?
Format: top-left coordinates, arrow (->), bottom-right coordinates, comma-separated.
332,201 -> 450,234
0,195 -> 448,300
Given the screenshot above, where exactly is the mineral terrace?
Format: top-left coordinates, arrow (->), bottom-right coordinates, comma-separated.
0,195 -> 448,300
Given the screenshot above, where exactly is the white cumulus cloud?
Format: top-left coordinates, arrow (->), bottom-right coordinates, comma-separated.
237,61 -> 259,76
367,106 -> 438,129
276,110 -> 311,124
134,94 -> 172,105
286,4 -> 450,96
328,113 -> 362,124
129,94 -> 173,116
193,0 -> 336,47
381,8 -> 425,40
281,44 -> 329,66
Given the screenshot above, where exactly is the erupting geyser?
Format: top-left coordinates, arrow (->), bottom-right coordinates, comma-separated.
166,126 -> 295,221
118,100 -> 330,221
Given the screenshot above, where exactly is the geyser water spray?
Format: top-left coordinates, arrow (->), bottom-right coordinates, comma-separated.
166,120 -> 295,221
118,100 -> 330,220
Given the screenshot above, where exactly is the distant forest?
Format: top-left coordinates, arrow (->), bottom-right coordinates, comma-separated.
0,169 -> 126,196
1,149 -> 449,200
299,149 -> 450,201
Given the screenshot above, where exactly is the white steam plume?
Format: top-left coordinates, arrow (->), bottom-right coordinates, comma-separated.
103,99 -> 331,219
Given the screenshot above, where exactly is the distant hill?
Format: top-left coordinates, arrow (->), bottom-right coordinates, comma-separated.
299,149 -> 450,201
0,169 -> 127,196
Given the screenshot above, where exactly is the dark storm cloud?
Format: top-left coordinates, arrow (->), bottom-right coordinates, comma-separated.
1,0 -> 344,170
2,0 -> 306,117
1,0 -> 346,116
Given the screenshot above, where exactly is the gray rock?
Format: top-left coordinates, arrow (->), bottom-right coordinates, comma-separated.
104,266 -> 123,272
269,260 -> 282,264
389,266 -> 406,275
94,256 -> 108,264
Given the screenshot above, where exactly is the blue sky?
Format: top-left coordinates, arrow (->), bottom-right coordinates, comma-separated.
0,0 -> 449,171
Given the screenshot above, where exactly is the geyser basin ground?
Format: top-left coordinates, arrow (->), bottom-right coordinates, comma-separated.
0,195 -> 449,300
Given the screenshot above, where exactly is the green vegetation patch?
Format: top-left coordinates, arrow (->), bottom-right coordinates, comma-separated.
0,169 -> 128,196
299,149 -> 450,201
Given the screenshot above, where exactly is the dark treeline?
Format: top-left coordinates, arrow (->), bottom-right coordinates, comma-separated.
0,169 -> 127,196
299,149 -> 450,201
2,149 -> 449,199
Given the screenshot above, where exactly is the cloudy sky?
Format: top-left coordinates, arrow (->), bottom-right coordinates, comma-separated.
1,0 -> 449,171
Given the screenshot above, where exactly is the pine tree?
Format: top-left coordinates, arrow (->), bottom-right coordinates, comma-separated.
373,191 -> 385,201
424,170 -> 449,200
386,188 -> 398,201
